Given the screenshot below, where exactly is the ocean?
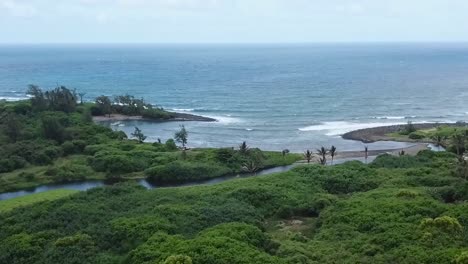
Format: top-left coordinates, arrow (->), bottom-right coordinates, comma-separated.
1,43 -> 467,152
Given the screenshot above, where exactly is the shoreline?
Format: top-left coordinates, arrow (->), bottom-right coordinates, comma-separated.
92,112 -> 217,123
341,122 -> 465,143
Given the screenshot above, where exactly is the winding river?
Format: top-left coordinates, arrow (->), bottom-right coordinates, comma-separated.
1,144 -> 444,201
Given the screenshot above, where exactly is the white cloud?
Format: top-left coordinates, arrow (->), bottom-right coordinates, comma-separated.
0,0 -> 37,17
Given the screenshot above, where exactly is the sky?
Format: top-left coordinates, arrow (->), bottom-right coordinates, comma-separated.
1,0 -> 468,44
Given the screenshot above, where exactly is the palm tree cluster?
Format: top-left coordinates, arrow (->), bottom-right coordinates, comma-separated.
303,145 -> 337,165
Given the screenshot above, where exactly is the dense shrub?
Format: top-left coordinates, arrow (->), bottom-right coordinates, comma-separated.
0,156 -> 27,173
409,131 -> 426,140
145,161 -> 231,183
90,153 -> 148,174
165,139 -> 178,151
45,164 -> 93,183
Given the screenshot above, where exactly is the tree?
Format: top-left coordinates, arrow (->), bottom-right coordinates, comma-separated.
403,121 -> 416,135
131,127 -> 146,143
451,133 -> 466,156
95,95 -> 112,117
174,125 -> 188,148
41,116 -> 65,143
26,84 -> 48,111
78,92 -> 86,105
330,145 -> 337,165
317,147 -> 328,165
282,149 -> 290,157
304,150 -> 313,164
44,86 -> 78,113
399,150 -> 406,156
456,155 -> 468,179
2,113 -> 22,142
364,146 -> 369,164
239,141 -> 250,155
430,133 -> 447,149
242,152 -> 263,173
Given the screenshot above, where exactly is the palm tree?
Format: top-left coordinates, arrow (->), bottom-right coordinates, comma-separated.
304,150 -> 313,164
78,92 -> 86,105
451,134 -> 466,156
330,145 -> 337,165
364,146 -> 369,164
239,141 -> 250,155
430,134 -> 446,150
317,147 -> 328,165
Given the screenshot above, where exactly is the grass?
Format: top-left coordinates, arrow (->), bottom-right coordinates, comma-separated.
0,189 -> 78,213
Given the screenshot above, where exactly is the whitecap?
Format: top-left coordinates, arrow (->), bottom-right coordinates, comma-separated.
245,128 -> 253,131
205,115 -> 242,124
171,108 -> 195,112
298,121 -> 408,136
373,116 -> 406,120
0,96 -> 29,101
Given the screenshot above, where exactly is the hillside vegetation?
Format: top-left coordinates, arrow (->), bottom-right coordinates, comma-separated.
0,150 -> 467,263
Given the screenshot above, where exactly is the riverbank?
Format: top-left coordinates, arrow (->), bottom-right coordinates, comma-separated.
341,122 -> 465,143
92,112 -> 217,122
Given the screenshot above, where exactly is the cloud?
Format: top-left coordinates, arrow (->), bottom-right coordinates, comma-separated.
0,0 -> 37,17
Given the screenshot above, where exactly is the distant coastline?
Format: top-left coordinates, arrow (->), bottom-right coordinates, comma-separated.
93,112 -> 217,123
342,122 -> 465,143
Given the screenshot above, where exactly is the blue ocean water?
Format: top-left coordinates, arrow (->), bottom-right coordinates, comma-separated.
1,43 -> 468,152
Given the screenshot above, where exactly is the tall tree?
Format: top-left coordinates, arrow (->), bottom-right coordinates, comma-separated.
330,145 -> 337,165
304,150 -> 313,164
2,113 -> 22,142
239,141 -> 250,155
131,127 -> 146,143
174,125 -> 188,148
451,133 -> 466,156
95,95 -> 113,117
317,147 -> 328,165
364,146 -> 369,164
26,84 -> 47,111
78,92 -> 86,105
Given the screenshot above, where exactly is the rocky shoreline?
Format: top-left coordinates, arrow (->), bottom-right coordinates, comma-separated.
341,122 -> 463,143
93,112 -> 217,123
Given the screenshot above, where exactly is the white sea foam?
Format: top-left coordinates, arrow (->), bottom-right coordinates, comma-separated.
245,128 -> 253,131
206,115 -> 242,124
298,121 -> 407,136
171,108 -> 195,112
0,96 -> 29,101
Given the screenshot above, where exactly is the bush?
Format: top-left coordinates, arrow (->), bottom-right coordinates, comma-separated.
145,161 -> 231,183
409,131 -> 426,140
141,108 -> 172,119
90,153 -> 148,174
62,140 -> 87,155
0,156 -> 27,173
19,171 -> 35,181
46,164 -> 92,183
165,139 -> 178,151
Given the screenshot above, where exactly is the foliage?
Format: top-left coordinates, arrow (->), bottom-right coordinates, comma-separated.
174,125 -> 188,148
0,151 -> 466,263
131,126 -> 147,143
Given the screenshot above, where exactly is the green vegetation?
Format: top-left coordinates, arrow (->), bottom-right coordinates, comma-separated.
1,86 -> 467,263
0,86 -> 300,193
0,150 -> 467,263
92,94 -> 172,119
0,189 -> 78,213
